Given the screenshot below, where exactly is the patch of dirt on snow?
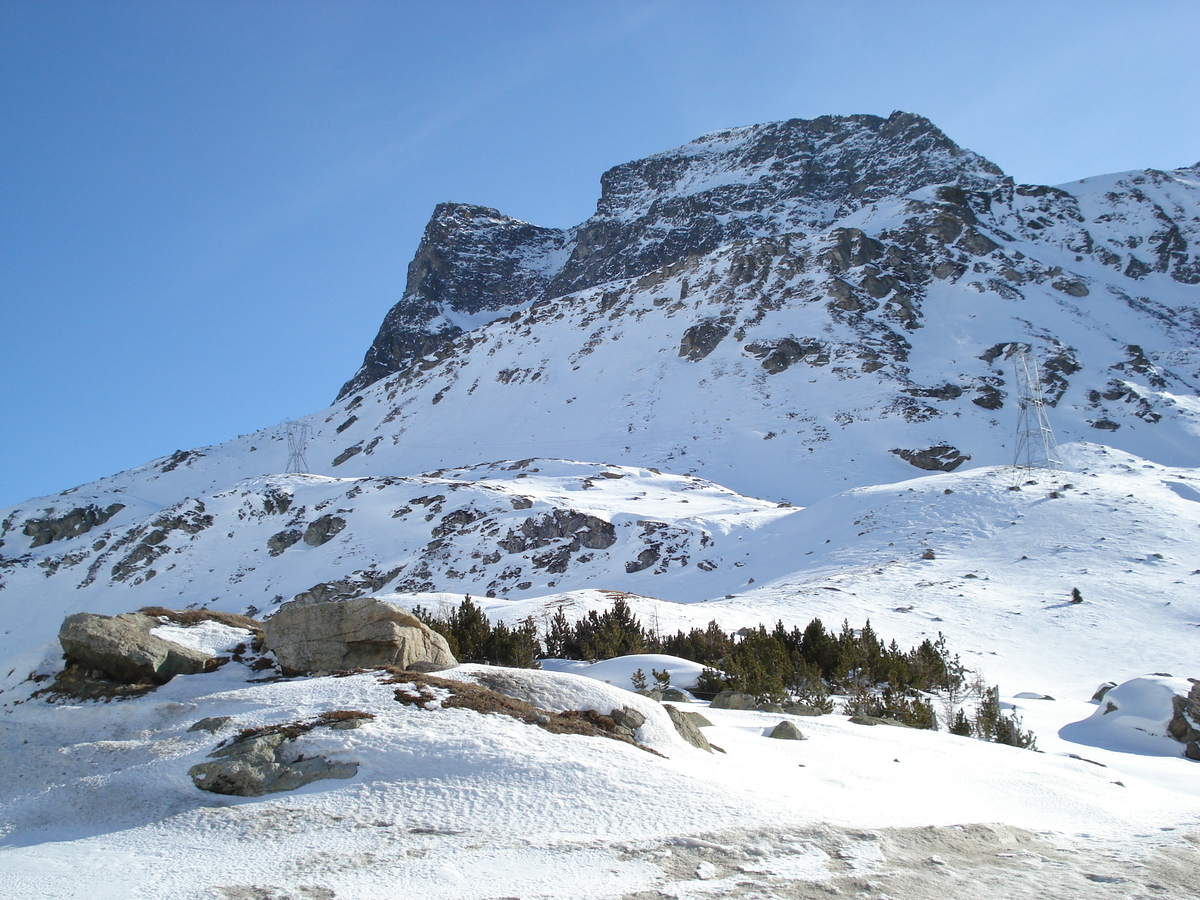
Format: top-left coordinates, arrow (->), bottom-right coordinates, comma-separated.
213,886 -> 335,900
617,824 -> 1200,899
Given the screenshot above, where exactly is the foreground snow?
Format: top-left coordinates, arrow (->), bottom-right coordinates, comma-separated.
0,655 -> 1196,899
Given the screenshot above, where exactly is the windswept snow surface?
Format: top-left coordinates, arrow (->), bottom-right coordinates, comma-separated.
0,656 -> 1197,900
1,443 -> 1199,897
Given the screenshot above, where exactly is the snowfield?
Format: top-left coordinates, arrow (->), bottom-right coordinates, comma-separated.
0,655 -> 1197,900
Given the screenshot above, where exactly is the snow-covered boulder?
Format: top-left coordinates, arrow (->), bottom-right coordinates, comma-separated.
1063,675 -> 1200,759
767,720 -> 806,740
262,596 -> 457,676
58,611 -> 216,684
448,664 -> 704,755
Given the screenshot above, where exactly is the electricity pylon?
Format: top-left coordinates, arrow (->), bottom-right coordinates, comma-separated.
1011,347 -> 1063,483
285,421 -> 312,474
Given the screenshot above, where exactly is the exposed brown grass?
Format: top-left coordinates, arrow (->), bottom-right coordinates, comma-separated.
226,709 -> 376,745
34,664 -> 157,703
385,672 -> 663,756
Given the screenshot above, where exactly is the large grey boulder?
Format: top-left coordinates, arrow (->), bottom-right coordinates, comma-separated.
58,612 -> 216,684
189,731 -> 357,796
708,690 -> 757,710
262,596 -> 457,676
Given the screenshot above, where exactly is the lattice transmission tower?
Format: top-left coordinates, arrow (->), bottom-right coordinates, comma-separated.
1011,347 -> 1063,482
284,421 -> 312,474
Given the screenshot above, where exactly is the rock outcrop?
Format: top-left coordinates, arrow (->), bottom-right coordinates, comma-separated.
891,445 -> 971,472
767,720 -> 806,740
261,596 -> 457,676
663,703 -> 711,752
339,112 -> 1005,398
21,503 -> 125,548
58,612 -> 216,684
188,715 -> 366,796
1167,679 -> 1200,761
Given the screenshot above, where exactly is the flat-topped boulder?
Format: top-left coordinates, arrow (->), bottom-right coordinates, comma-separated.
261,596 -> 457,676
59,612 -> 217,684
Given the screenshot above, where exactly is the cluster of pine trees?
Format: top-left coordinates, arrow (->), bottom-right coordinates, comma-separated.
411,597 -> 540,668
411,595 -> 1033,744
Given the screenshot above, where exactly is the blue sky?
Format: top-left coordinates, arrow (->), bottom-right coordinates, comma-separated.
2,0 -> 1197,508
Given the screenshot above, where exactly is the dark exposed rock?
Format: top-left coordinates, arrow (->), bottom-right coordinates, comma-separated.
972,383 -> 1005,409
1052,278 -> 1090,297
767,720 -> 806,740
159,449 -> 203,473
267,529 -> 303,556
189,728 -> 358,796
261,487 -> 293,516
679,317 -> 734,361
609,706 -> 647,732
906,383 -> 963,401
625,547 -> 660,574
744,337 -> 829,373
1091,682 -> 1117,703
303,515 -> 347,547
22,503 -> 125,548
498,510 -> 616,555
891,445 -> 971,472
1167,679 -> 1200,761
332,444 -> 363,466
338,203 -> 565,400
290,567 -> 401,606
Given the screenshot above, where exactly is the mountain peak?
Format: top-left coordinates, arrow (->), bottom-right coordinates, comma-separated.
340,112 -> 1010,398
590,110 -> 1005,225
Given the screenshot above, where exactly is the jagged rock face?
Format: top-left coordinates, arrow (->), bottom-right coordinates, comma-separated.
18,503 -> 124,548
321,112 -> 1200,508
340,112 -> 1005,398
548,111 -> 1004,298
6,113 -> 1200,608
338,203 -> 564,399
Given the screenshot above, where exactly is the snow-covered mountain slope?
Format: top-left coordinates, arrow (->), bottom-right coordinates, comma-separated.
9,117 -> 1196,518
3,109 -> 1198,698
3,444 -> 1197,706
